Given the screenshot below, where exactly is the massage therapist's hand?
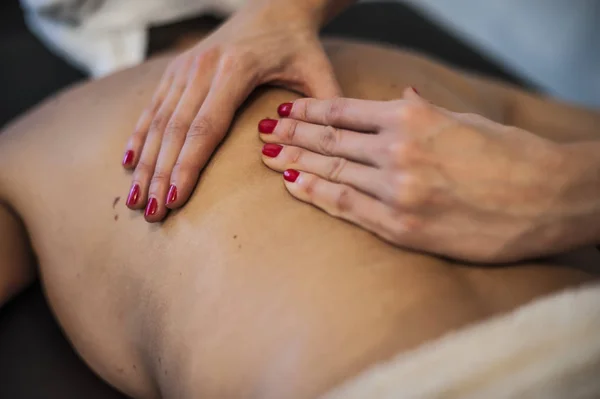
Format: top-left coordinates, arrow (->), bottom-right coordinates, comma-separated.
122,0 -> 344,222
260,88 -> 597,263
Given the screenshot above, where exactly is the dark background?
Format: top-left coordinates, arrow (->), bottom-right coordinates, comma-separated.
0,1 -> 529,398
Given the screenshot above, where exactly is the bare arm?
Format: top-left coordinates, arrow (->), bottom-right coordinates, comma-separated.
467,73 -> 600,142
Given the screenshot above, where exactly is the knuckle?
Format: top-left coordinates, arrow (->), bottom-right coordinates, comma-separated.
327,157 -> 347,182
192,49 -> 214,69
219,48 -> 255,74
134,160 -> 155,177
150,113 -> 168,132
395,101 -> 429,124
289,146 -> 304,166
318,125 -> 340,156
388,214 -> 423,241
173,158 -> 200,177
281,119 -> 299,143
333,186 -> 354,216
325,98 -> 347,125
391,174 -> 431,209
150,169 -> 170,186
218,51 -> 236,73
132,125 -> 148,140
164,118 -> 188,140
294,98 -> 310,120
387,140 -> 419,166
302,174 -> 319,199
188,117 -> 216,139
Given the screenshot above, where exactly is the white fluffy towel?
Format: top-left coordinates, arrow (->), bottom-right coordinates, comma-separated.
19,0 -> 246,77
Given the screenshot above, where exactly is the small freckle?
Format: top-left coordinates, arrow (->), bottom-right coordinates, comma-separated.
238,244 -> 242,249
165,370 -> 168,376
114,215 -> 119,221
113,196 -> 121,208
133,364 -> 137,371
233,235 -> 237,239
117,368 -> 124,374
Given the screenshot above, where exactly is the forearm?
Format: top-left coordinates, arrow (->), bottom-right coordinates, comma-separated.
303,0 -> 358,25
246,0 -> 357,27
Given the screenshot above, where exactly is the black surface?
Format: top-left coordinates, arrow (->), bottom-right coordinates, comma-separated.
0,1 -> 531,398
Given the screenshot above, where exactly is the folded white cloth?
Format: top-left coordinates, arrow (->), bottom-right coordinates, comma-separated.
322,282 -> 600,399
20,0 -> 246,77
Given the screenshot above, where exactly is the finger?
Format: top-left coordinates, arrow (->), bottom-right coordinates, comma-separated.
128,59 -> 193,213
282,170 -> 416,246
122,63 -> 177,169
281,97 -> 392,132
168,57 -> 253,208
261,143 -> 384,197
259,118 -> 379,166
146,53 -> 217,221
296,49 -> 343,99
402,85 -> 426,103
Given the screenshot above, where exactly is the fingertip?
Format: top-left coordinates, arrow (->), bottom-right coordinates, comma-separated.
277,103 -> 293,118
283,169 -> 300,185
402,86 -> 420,100
143,197 -> 169,223
166,184 -> 178,207
165,170 -> 197,210
122,150 -> 135,168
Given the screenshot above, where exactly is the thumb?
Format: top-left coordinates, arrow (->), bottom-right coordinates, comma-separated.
297,51 -> 343,99
402,86 -> 428,103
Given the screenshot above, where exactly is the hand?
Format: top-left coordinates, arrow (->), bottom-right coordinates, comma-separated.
122,0 -> 342,222
259,87 -> 576,263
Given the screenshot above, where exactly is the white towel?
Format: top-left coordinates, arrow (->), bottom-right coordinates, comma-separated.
321,282 -> 600,399
20,0 -> 246,77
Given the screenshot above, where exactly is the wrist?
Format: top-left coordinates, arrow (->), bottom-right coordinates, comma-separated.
548,140 -> 600,248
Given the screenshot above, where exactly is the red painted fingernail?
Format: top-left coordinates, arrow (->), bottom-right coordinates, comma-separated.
166,185 -> 178,205
126,184 -> 140,207
258,119 -> 278,134
145,197 -> 158,217
122,150 -> 134,167
278,103 -> 293,117
283,169 -> 300,183
411,86 -> 419,95
262,143 -> 283,158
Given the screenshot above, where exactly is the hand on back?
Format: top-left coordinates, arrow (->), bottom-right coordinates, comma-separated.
260,88 -> 569,263
122,0 -> 341,222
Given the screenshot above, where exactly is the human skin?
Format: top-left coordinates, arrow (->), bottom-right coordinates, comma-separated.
121,0 -> 356,221
0,40 -> 599,398
258,89 -> 600,263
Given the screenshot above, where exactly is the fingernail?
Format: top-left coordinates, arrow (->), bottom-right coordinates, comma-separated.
122,150 -> 134,167
126,184 -> 140,207
166,185 -> 178,205
277,103 -> 293,117
411,86 -> 419,95
283,169 -> 300,183
145,197 -> 158,217
258,119 -> 278,134
262,144 -> 283,158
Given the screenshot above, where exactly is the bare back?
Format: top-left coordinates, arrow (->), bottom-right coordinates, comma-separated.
0,40 -> 598,398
